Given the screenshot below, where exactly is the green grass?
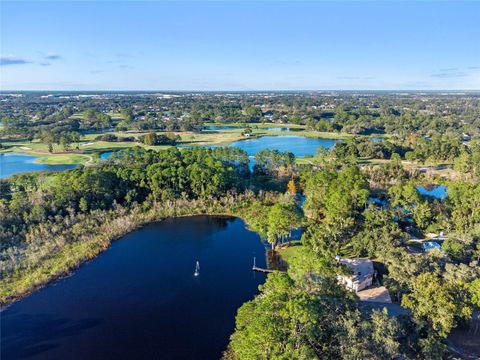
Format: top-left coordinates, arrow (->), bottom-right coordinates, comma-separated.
277,242 -> 303,263
69,111 -> 127,121
35,154 -> 91,165
179,130 -> 246,146
80,141 -> 137,152
295,156 -> 317,165
106,112 -> 128,121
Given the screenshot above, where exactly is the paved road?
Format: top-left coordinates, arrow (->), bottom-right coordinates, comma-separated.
359,301 -> 410,317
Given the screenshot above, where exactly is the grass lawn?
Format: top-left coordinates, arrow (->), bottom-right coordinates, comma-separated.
80,140 -> 139,153
179,130 -> 246,146
295,156 -> 316,165
277,241 -> 303,263
35,154 -> 91,165
69,112 -> 127,122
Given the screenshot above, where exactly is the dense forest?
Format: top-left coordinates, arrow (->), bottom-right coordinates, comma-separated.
224,164 -> 480,359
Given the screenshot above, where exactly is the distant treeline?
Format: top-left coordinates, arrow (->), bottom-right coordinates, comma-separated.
1,93 -> 479,141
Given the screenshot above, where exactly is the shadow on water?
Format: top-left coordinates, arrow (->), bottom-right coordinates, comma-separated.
266,250 -> 288,272
2,313 -> 102,359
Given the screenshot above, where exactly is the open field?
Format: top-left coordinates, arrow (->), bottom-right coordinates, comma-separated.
35,154 -> 92,165
69,111 -> 128,122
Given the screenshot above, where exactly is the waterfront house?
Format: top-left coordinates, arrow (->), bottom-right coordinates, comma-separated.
337,258 -> 375,292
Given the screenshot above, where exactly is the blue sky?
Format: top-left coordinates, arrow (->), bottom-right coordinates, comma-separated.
1,1 -> 479,90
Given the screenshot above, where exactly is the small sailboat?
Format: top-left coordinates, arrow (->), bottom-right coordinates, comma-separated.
194,261 -> 200,277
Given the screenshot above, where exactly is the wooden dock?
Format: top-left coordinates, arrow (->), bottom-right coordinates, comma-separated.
252,265 -> 277,273
252,257 -> 286,273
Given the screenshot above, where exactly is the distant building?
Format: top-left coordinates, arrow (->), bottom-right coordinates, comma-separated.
263,111 -> 274,119
337,258 -> 375,292
425,232 -> 447,241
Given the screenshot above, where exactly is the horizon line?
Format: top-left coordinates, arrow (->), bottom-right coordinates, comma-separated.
1,89 -> 480,93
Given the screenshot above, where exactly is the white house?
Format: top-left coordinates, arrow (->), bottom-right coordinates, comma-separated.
337,258 -> 375,292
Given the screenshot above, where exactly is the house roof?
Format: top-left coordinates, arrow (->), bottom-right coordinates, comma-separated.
339,258 -> 374,283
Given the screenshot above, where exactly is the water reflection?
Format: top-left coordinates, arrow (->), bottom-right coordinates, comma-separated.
229,136 -> 338,157
0,153 -> 77,179
416,185 -> 448,200
1,216 -> 267,360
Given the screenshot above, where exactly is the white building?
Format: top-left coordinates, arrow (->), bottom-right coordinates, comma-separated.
337,258 -> 375,292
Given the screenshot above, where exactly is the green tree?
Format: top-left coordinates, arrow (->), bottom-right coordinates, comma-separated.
143,132 -> 157,146
227,273 -> 339,359
469,278 -> 480,308
402,272 -> 472,338
59,133 -> 72,151
351,207 -> 406,257
79,197 -> 88,212
337,308 -> 400,360
40,130 -> 56,152
266,203 -> 302,249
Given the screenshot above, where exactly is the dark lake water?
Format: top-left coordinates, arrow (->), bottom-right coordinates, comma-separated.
0,153 -> 77,179
1,216 -> 267,360
229,136 -> 337,157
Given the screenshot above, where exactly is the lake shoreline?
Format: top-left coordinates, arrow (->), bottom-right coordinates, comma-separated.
1,215 -> 268,360
0,129 -> 361,164
0,194 -> 269,308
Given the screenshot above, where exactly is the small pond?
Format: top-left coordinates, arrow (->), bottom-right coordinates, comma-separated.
416,185 -> 448,200
267,127 -> 291,132
100,151 -> 114,160
203,125 -> 243,131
